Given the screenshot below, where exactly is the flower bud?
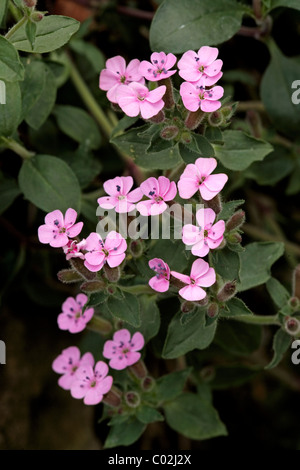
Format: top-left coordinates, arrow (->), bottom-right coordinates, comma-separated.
227,232 -> 242,244
205,194 -> 222,214
147,110 -> 165,123
129,239 -> 144,258
184,109 -> 205,130
57,269 -> 82,284
207,302 -> 219,318
80,279 -> 106,293
142,376 -> 155,392
193,296 -> 209,307
284,317 -> 300,336
181,301 -> 195,313
217,281 -> 237,302
125,391 -> 140,408
160,77 -> 175,109
200,366 -> 215,382
23,0 -> 37,7
288,297 -> 300,310
160,125 -> 179,141
292,265 -> 300,300
208,110 -> 223,127
226,210 -> 245,232
69,258 -> 96,281
180,130 -> 192,144
102,387 -> 122,408
31,11 -> 44,22
103,264 -> 121,283
129,360 -> 147,379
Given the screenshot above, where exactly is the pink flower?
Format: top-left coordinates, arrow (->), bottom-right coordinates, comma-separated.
148,258 -> 170,292
178,158 -> 228,201
182,208 -> 225,257
99,55 -> 144,103
97,176 -> 143,213
103,329 -> 145,370
117,82 -> 166,119
136,176 -> 177,216
178,46 -> 223,85
180,79 -> 224,113
84,231 -> 127,272
71,361 -> 113,405
171,259 -> 216,301
57,294 -> 94,334
63,239 -> 86,261
52,346 -> 94,390
139,51 -> 177,81
38,208 -> 83,248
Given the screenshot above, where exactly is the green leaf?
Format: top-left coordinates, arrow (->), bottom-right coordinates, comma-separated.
211,247 -> 240,281
0,81 -> 22,136
164,391 -> 227,440
210,365 -> 258,389
87,290 -> 108,306
21,61 -> 57,129
286,157 -> 300,195
53,105 -> 101,149
218,199 -> 245,220
125,295 -> 160,343
110,116 -> 139,139
104,418 -> 146,448
25,19 -> 37,50
57,269 -> 82,284
213,130 -> 273,171
179,134 -> 215,163
0,36 -> 24,82
163,310 -> 217,359
215,321 -> 262,356
220,297 -> 253,318
245,145 -> 294,185
62,144 -> 101,189
205,127 -> 224,144
136,406 -> 164,424
18,154 -> 81,212
266,277 -> 290,309
9,15 -> 80,53
268,0 -> 300,12
69,39 -> 105,73
156,369 -> 191,402
148,239 -> 188,272
107,291 -> 140,327
150,0 -> 247,53
265,329 -> 291,369
260,42 -> 300,138
238,242 -> 285,292
111,125 -> 183,170
0,177 -> 21,214
0,1 -> 9,27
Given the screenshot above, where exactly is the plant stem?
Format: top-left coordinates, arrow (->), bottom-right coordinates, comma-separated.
5,15 -> 27,39
237,101 -> 265,112
1,137 -> 35,159
231,314 -> 280,325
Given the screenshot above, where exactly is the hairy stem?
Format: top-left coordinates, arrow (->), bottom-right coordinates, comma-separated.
5,15 -> 27,39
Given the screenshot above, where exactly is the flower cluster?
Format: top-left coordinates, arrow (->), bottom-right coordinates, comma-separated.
99,47 -> 224,119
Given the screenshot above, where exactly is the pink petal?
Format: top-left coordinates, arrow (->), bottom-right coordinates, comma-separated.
109,356 -> 127,370
103,176 -> 123,196
85,251 -> 106,266
70,380 -> 88,399
99,375 -> 113,395
64,208 -> 78,227
205,59 -> 223,77
149,275 -> 170,292
180,82 -> 200,112
207,236 -> 223,249
204,85 -> 224,101
69,320 -> 87,334
182,224 -> 202,245
125,351 -> 141,366
105,231 -> 127,253
197,46 -> 219,65
57,313 -> 72,331
58,373 -> 76,390
80,352 -> 95,367
84,260 -> 105,272
190,258 -> 209,279
52,347 -> 80,373
103,340 -> 117,359
199,185 -> 218,201
85,232 -> 102,251
195,157 -> 217,177
107,252 -> 125,268
82,307 -> 94,323
126,58 -> 144,81
99,69 -> 119,91
191,241 -> 209,258
200,100 -> 221,113
201,72 -> 223,86
139,60 -> 156,80
67,222 -> 83,238
170,271 -> 191,285
38,225 -> 55,244
107,83 -> 122,104
97,196 -> 117,210
140,100 -> 164,119
179,284 -> 206,301
45,209 -> 64,227
196,207 -> 216,228
140,177 -> 159,198
177,178 -> 199,199
203,173 -> 228,192
178,50 -> 200,81
163,181 -> 177,201
146,85 -> 166,103
76,293 -> 88,307
121,176 -> 134,195
95,360 -> 109,378
113,329 -> 131,344
83,388 -> 103,405
75,364 -> 94,381
50,233 -> 69,248
137,199 -> 168,216
131,332 -> 145,351
181,163 -> 200,179
165,53 -> 177,69
209,220 -> 225,239
157,175 -> 172,198
127,187 -> 143,203
106,55 -> 126,75
196,267 -> 216,287
118,94 -> 140,117
114,199 -> 135,213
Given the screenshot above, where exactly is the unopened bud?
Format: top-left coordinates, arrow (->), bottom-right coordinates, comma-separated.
208,110 -> 223,127
142,376 -> 155,392
217,281 -> 237,302
80,279 -> 106,293
110,102 -> 122,113
103,264 -> 121,283
147,110 -> 165,123
205,194 -> 222,214
31,11 -> 44,22
160,125 -> 179,141
292,265 -> 300,300
207,302 -> 219,318
193,296 -> 209,307
200,366 -> 215,382
184,109 -> 205,130
226,210 -> 245,232
284,317 -> 300,336
57,269 -> 82,284
289,297 -> 300,310
107,284 -> 118,296
129,360 -> 147,379
181,301 -> 195,313
70,258 -> 96,281
125,391 -> 140,408
227,232 -> 242,244
160,77 -> 175,109
23,0 -> 37,7
180,130 -> 192,144
129,239 -> 144,258
170,275 -> 186,289
102,387 -> 122,408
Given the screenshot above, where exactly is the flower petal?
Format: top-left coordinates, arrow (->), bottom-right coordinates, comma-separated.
131,332 -> 145,351
196,267 -> 216,287
195,157 -> 217,177
179,284 -> 206,301
190,258 -> 209,279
